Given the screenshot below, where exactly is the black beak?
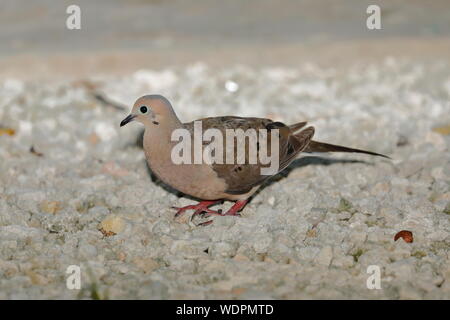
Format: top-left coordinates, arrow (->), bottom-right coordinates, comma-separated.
120,114 -> 136,127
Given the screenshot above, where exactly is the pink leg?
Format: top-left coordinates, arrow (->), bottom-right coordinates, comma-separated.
172,200 -> 221,219
223,200 -> 248,216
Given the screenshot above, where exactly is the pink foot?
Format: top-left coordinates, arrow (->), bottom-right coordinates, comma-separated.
202,200 -> 248,217
173,200 -> 248,226
197,201 -> 248,226
172,200 -> 221,219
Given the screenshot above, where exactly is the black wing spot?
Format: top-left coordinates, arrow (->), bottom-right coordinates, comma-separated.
287,143 -> 295,155
266,121 -> 285,131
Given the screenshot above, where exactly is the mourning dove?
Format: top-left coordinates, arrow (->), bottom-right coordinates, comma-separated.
120,95 -> 388,225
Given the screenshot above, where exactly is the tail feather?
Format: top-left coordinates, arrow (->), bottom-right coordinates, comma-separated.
289,122 -> 308,133
304,140 -> 390,159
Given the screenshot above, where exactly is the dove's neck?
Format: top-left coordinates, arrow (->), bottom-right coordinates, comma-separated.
142,117 -> 184,170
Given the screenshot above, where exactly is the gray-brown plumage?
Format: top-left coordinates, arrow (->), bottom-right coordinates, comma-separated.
183,117 -> 315,196
120,95 -> 388,224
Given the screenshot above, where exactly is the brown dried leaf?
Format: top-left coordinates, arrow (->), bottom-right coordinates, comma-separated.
394,230 -> 413,243
0,128 -> 15,136
433,125 -> 450,135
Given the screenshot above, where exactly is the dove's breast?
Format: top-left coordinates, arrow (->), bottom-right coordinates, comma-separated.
143,131 -> 229,200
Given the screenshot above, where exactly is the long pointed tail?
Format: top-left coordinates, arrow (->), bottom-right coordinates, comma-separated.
304,140 -> 390,159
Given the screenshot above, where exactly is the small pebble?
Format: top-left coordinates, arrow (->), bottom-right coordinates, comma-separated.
99,215 -> 125,236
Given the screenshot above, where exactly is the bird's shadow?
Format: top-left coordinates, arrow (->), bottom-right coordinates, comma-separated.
251,156 -> 371,198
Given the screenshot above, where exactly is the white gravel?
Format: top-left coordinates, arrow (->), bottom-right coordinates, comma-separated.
0,58 -> 449,299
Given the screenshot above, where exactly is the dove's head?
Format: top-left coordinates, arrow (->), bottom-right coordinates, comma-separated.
120,95 -> 179,128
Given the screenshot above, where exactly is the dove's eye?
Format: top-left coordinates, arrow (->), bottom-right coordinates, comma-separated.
140,106 -> 148,114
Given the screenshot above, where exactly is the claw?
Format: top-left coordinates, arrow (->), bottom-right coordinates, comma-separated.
198,220 -> 214,227
172,205 -> 197,218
